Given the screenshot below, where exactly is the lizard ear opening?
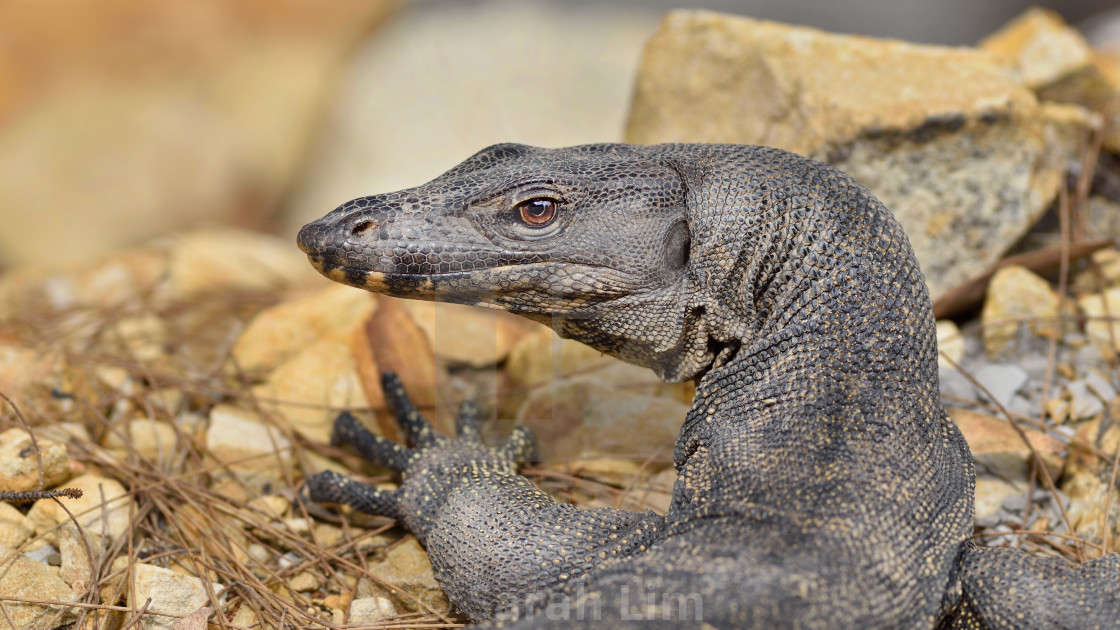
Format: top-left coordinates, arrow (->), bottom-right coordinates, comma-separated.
664,220 -> 691,273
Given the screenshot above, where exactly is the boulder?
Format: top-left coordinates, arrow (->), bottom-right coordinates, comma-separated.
625,10 -> 1095,301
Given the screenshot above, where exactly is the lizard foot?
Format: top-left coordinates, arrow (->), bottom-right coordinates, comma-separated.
304,372 -> 538,523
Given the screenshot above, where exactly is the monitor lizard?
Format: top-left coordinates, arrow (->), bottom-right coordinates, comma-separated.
298,143 -> 1120,628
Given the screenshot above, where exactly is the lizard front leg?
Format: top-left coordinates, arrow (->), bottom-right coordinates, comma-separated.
306,373 -> 666,622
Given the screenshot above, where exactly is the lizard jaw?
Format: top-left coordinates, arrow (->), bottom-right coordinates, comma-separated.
305,256 -> 628,314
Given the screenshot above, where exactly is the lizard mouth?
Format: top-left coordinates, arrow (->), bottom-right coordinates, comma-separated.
304,254 -> 629,311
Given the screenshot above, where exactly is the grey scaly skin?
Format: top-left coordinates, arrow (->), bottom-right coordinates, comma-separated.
298,143 -> 1120,628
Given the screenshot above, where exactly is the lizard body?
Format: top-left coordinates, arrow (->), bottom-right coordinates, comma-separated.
299,143 -> 1120,628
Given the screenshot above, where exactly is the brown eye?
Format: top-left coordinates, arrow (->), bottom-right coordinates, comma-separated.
517,198 -> 558,227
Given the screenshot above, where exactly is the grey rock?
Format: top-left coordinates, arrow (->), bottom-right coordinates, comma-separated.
1066,380 -> 1105,420
1085,370 -> 1117,403
22,545 -> 57,564
939,367 -> 977,401
972,363 -> 1029,410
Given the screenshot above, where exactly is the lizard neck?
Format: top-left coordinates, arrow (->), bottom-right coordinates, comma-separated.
667,146 -> 942,487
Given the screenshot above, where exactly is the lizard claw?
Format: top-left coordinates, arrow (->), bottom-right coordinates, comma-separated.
380,372 -> 442,448
330,410 -> 413,472
499,426 -> 538,465
303,470 -> 403,520
309,371 -> 539,524
454,400 -> 482,443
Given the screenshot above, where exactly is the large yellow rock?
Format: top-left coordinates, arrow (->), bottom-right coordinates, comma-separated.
502,327 -> 690,420
232,283 -> 377,376
0,545 -> 77,629
625,10 -> 1095,301
516,378 -> 689,464
400,300 -> 538,368
251,337 -> 369,442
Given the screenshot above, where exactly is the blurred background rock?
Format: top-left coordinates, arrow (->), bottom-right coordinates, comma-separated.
0,0 -> 1118,268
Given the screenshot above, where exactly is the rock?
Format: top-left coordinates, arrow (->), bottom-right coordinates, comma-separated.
130,562 -> 223,630
507,328 -> 653,391
1063,469 -> 1120,557
246,495 -> 290,521
352,298 -> 446,441
231,284 -> 377,376
400,300 -> 538,368
102,417 -> 180,465
229,605 -> 259,629
950,408 -> 1064,482
0,345 -> 68,417
935,320 -> 965,369
1086,370 -> 1118,405
1063,380 -> 1106,421
363,538 -> 447,613
283,518 -> 312,536
58,523 -> 102,588
0,502 -> 35,549
111,313 -> 168,363
0,545 -> 77,629
980,265 -> 1060,357
981,9 -> 1120,154
516,378 -> 689,463
288,571 -> 321,593
939,367 -> 978,403
26,473 -> 134,544
251,337 -> 369,443
0,0 -> 398,267
314,523 -> 346,548
624,10 -> 1095,302
99,555 -> 130,608
1078,286 -> 1120,356
0,428 -> 72,493
349,595 -> 398,623
0,246 -> 168,320
1064,412 -> 1120,479
1085,199 -> 1120,242
1073,247 -> 1120,293
1090,51 -> 1120,153
154,229 -> 323,303
205,405 -> 292,475
974,476 -> 1026,526
503,327 -> 689,418
979,8 -> 1112,106
970,363 -> 1029,411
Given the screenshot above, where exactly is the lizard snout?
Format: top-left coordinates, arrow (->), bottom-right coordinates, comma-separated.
297,205 -> 385,257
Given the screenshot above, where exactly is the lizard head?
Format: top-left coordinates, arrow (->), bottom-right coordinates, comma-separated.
297,143 -> 715,382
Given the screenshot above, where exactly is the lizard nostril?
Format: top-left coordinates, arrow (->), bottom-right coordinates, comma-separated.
351,219 -> 378,237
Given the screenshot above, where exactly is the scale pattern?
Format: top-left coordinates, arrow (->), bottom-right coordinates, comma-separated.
299,143 -> 1120,628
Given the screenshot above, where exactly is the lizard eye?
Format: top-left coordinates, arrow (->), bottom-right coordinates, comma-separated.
516,198 -> 558,227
